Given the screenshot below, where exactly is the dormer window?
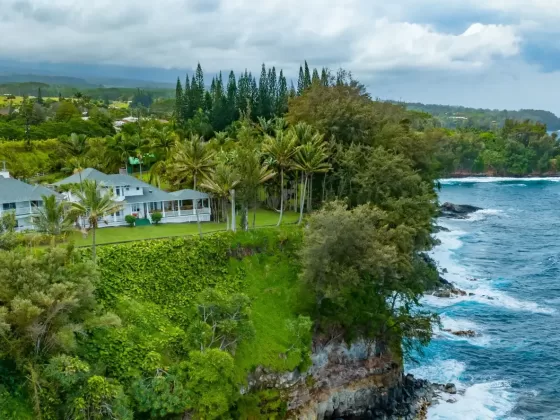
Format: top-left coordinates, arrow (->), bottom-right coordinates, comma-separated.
136,187 -> 140,191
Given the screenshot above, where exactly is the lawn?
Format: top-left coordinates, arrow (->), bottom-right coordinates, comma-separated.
71,209 -> 299,246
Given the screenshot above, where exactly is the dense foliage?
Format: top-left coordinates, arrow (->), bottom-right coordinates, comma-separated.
0,229 -> 310,419
404,102 -> 560,131
429,119 -> 560,175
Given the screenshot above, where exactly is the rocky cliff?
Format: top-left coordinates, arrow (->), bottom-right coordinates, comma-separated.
248,340 -> 438,419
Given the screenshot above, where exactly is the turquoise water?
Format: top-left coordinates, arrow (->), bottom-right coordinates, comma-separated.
407,178 -> 560,420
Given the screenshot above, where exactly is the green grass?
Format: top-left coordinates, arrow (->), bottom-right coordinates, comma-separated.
71,209 -> 299,246
233,253 -> 311,381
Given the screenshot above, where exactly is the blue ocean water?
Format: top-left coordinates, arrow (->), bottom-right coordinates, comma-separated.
407,178 -> 560,420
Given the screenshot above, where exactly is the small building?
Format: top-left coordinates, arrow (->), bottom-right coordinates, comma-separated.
0,169 -> 59,231
53,168 -> 211,227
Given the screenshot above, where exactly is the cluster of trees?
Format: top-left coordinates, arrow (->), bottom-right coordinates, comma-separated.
404,102 -> 560,131
174,62 -> 342,132
431,119 -> 560,175
0,245 -> 255,419
0,74 -> 445,418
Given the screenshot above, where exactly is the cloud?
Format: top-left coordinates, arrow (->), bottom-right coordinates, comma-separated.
0,0 -> 521,72
1,0 -> 559,112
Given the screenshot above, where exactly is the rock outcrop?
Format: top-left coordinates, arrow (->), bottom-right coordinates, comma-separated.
439,202 -> 481,219
247,340 -> 455,419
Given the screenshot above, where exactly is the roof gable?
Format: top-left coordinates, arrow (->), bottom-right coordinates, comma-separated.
0,178 -> 57,203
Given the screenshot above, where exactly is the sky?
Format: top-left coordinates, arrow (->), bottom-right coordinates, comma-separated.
2,0 -> 560,113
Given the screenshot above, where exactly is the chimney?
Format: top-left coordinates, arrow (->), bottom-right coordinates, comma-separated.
0,161 -> 10,179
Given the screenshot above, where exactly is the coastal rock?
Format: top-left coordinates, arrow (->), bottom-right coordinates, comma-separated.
439,202 -> 482,219
442,329 -> 477,338
444,384 -> 457,395
247,340 -> 439,419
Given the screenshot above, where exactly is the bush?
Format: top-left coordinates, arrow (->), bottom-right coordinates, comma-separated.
125,215 -> 136,227
151,212 -> 162,225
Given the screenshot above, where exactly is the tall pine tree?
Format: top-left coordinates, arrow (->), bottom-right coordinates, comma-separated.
277,70 -> 288,115
37,87 -> 44,104
297,66 -> 305,95
175,77 -> 184,123
192,63 -> 205,112
311,68 -> 320,85
289,81 -> 297,99
183,74 -> 192,119
258,64 -> 270,119
268,66 -> 278,115
303,61 -> 312,89
321,68 -> 330,86
226,71 -> 238,125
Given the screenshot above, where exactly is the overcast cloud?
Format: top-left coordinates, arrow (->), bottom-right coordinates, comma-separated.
2,0 -> 560,112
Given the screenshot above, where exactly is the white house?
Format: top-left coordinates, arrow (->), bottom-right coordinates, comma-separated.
0,168 -> 59,231
53,168 -> 211,227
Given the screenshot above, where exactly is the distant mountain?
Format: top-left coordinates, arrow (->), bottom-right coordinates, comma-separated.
0,60 -> 179,88
400,102 -> 560,131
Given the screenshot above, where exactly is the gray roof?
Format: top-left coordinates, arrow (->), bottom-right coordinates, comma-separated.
170,189 -> 209,200
123,187 -> 177,204
0,177 -> 58,203
53,168 -> 148,188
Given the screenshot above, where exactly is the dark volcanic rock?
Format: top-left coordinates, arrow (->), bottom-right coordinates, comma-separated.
439,202 -> 482,219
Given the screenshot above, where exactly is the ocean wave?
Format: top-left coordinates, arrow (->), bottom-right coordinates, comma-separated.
429,228 -> 555,315
465,209 -> 505,222
407,359 -> 519,420
435,314 -> 491,347
440,177 -> 560,184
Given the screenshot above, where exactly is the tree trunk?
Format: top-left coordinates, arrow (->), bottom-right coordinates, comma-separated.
308,174 -> 313,213
298,174 -> 308,225
294,171 -> 299,211
225,198 -> 230,231
253,195 -> 257,229
277,167 -> 284,226
231,189 -> 236,232
92,226 -> 97,263
242,204 -> 249,231
193,175 -> 203,238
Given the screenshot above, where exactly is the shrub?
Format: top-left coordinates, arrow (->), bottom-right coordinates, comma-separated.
125,215 -> 136,227
151,212 -> 162,225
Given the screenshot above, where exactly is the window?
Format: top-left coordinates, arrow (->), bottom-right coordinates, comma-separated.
126,187 -> 129,191
3,202 -> 15,211
31,200 -> 42,208
136,187 -> 140,191
115,210 -> 122,217
116,188 -> 120,196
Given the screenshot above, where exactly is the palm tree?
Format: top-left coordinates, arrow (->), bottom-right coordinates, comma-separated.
107,133 -> 136,173
31,195 -> 73,236
147,127 -> 178,188
68,180 -> 123,262
293,134 -> 331,224
59,133 -> 89,157
200,163 -> 241,231
289,122 -> 315,212
169,135 -> 215,237
235,146 -> 276,230
263,130 -> 298,226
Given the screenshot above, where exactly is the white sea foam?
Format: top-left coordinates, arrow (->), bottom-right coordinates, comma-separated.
440,177 -> 560,184
428,227 -> 555,315
407,359 -> 519,420
465,209 -> 505,222
436,314 -> 491,347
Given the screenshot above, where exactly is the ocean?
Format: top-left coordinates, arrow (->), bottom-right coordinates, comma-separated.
407,178 -> 560,420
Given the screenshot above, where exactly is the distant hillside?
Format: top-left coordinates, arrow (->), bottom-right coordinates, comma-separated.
400,102 -> 560,131
0,81 -> 174,101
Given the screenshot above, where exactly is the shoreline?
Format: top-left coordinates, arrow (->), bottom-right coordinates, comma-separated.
442,173 -> 560,179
